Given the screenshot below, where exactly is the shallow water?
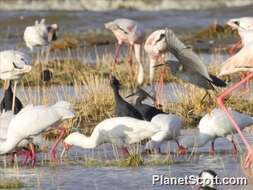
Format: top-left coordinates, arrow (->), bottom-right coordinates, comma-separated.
1,129 -> 253,190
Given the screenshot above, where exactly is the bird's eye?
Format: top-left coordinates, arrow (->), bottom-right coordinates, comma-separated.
234,21 -> 239,26
12,62 -> 23,69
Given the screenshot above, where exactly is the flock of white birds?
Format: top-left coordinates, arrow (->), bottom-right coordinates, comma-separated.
0,16 -> 253,172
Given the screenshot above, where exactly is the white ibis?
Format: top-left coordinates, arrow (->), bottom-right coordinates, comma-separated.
0,101 -> 75,164
61,117 -> 161,157
105,18 -> 145,85
178,108 -> 253,156
144,113 -> 182,153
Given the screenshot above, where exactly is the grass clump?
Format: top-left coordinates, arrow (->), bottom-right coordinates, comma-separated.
0,179 -> 25,189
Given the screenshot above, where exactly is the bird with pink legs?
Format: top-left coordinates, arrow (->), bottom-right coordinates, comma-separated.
105,18 -> 145,85
144,29 -> 170,105
217,27 -> 253,169
0,101 -> 75,167
227,17 -> 253,91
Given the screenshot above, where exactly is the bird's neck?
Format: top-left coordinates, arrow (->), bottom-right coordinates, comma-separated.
135,97 -> 144,106
76,129 -> 101,149
112,88 -> 124,102
134,44 -> 144,85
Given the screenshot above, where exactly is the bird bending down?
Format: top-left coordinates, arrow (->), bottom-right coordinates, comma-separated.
110,75 -> 144,120
0,101 -> 75,164
125,87 -> 164,121
157,29 -> 226,103
0,81 -> 23,114
0,50 -> 31,112
105,18 -> 145,85
61,117 -> 161,157
144,29 -> 169,105
155,59 -> 226,103
144,114 -> 182,153
217,39 -> 253,169
178,108 -> 253,156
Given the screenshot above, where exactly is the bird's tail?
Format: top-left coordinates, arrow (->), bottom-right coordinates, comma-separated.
209,74 -> 227,87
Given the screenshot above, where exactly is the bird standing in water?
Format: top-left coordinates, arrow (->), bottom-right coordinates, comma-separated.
105,18 -> 145,85
144,29 -> 170,105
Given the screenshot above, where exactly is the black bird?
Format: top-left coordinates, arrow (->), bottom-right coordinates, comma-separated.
155,29 -> 226,102
0,81 -> 23,114
198,169 -> 218,190
126,87 -> 164,121
110,76 -> 143,120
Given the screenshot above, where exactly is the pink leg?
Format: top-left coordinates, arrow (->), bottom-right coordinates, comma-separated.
29,143 -> 36,167
127,44 -> 133,66
217,72 -> 253,168
113,43 -> 122,66
240,72 -> 250,93
155,57 -> 165,107
49,128 -> 65,162
121,147 -> 129,157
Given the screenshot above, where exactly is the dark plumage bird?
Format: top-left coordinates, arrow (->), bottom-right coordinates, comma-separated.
155,29 -> 226,101
110,76 -> 143,120
0,81 -> 23,114
198,169 -> 218,190
126,87 -> 164,121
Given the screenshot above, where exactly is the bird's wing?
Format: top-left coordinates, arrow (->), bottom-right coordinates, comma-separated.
165,29 -> 212,81
219,46 -> 253,76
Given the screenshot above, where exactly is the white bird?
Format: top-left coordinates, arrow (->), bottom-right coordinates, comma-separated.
178,108 -> 253,155
227,17 -> 253,53
61,116 -> 174,157
24,18 -> 59,51
0,111 -> 35,166
0,50 -> 31,111
105,18 -> 145,85
0,101 -> 75,163
144,114 -> 182,153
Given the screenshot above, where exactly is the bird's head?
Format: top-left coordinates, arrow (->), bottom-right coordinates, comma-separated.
125,87 -> 155,101
227,18 -> 253,30
52,101 -> 75,120
60,132 -> 82,158
104,21 -> 117,31
110,75 -> 121,89
47,24 -> 59,42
